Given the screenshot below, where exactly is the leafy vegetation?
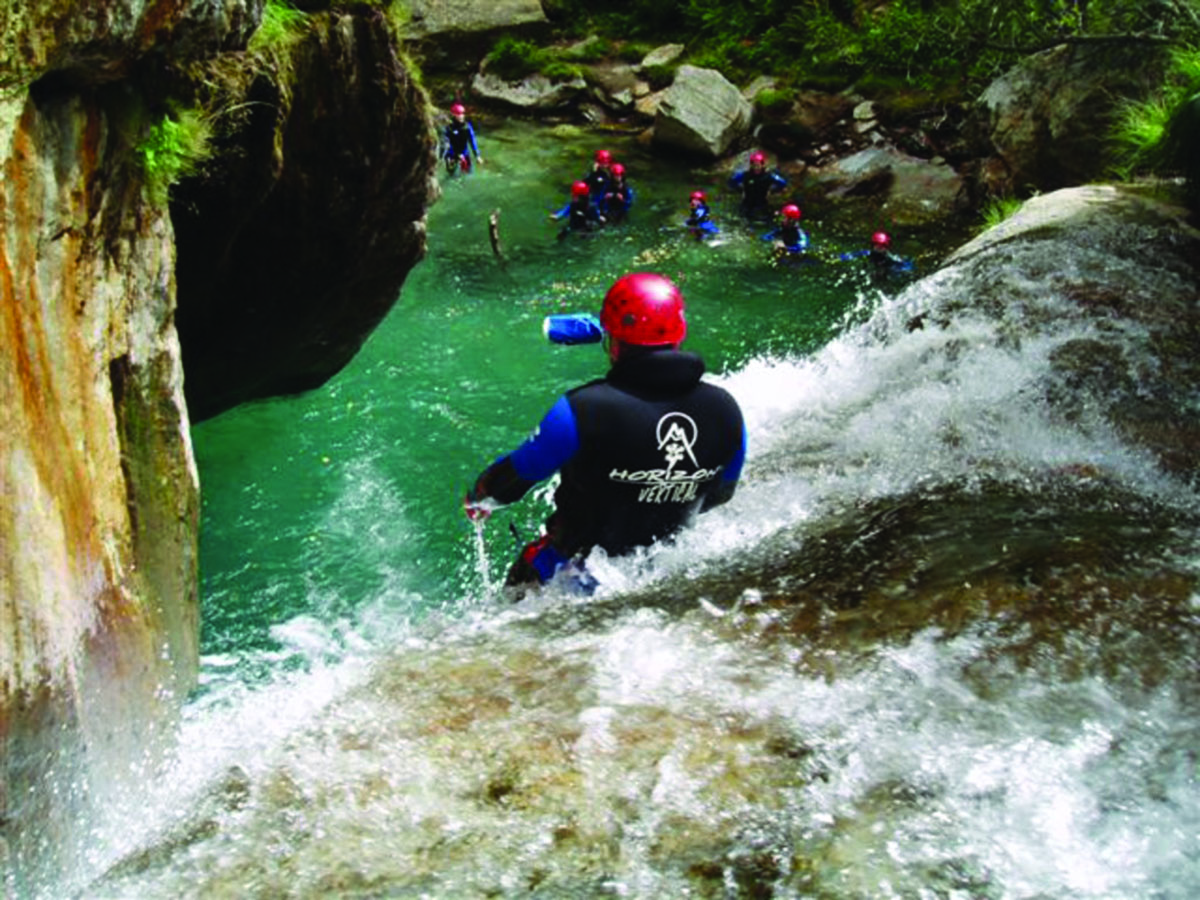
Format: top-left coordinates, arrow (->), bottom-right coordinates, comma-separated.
979,195 -> 1027,231
540,0 -> 1200,103
1112,46 -> 1200,205
483,36 -> 591,83
137,108 -> 214,206
248,0 -> 308,54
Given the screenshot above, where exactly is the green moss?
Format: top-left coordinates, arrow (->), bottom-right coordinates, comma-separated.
754,88 -> 793,119
484,36 -> 546,81
137,108 -> 213,206
248,0 -> 308,53
641,63 -> 676,91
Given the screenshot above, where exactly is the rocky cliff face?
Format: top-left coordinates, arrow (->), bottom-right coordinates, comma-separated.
1,0 -> 435,881
173,7 -> 437,421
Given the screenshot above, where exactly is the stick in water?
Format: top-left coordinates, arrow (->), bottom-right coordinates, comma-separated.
488,208 -> 503,260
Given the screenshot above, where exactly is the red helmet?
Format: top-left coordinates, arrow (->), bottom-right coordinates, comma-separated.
600,273 -> 687,348
749,151 -> 766,165
594,149 -> 613,165
690,190 -> 706,202
611,163 -> 625,177
450,103 -> 466,116
571,180 -> 590,197
872,231 -> 891,247
781,204 -> 802,220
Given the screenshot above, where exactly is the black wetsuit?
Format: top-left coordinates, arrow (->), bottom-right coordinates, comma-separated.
470,349 -> 747,584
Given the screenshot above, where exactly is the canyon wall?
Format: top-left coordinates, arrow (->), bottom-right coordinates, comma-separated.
1,0 -> 436,882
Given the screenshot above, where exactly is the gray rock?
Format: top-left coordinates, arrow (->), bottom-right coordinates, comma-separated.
471,70 -> 589,111
403,0 -> 547,38
652,65 -> 754,159
640,43 -> 685,69
809,146 -> 964,225
972,42 -> 1172,193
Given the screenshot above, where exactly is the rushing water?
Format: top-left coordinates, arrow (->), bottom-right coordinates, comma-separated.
41,123 -> 1200,899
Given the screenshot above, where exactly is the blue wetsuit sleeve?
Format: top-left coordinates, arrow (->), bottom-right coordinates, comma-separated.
470,396 -> 579,506
726,421 -> 747,484
467,123 -> 480,158
730,171 -> 745,187
509,396 -> 579,481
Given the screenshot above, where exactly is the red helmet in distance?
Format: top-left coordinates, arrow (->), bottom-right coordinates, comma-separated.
600,273 -> 687,348
782,204 -> 802,220
595,149 -> 613,165
690,190 -> 706,202
450,103 -> 466,116
749,151 -> 766,165
611,163 -> 626,177
571,180 -> 590,197
872,231 -> 892,248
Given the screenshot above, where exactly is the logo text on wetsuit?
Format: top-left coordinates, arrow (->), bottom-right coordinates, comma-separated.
608,412 -> 720,503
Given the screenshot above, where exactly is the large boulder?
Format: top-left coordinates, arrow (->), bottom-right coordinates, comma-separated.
653,64 -> 754,159
400,0 -> 549,71
171,8 -> 437,422
471,69 -> 589,113
807,146 -> 965,225
402,0 -> 547,37
1,0 -> 438,886
969,41 -> 1173,195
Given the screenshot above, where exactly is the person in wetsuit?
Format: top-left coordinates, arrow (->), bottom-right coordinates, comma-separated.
763,204 -> 810,257
730,151 -> 788,220
583,149 -> 615,214
686,190 -> 719,240
465,272 -> 747,591
551,180 -> 606,238
604,162 -> 634,223
839,231 -> 914,281
442,103 -> 482,174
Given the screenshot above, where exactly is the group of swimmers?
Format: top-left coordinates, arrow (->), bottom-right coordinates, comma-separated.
550,149 -> 635,238
441,104 -> 913,279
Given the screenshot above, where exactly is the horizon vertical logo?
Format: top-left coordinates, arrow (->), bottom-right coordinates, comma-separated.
609,412 -> 719,503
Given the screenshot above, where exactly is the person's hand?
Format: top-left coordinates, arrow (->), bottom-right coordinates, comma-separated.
464,494 -> 491,522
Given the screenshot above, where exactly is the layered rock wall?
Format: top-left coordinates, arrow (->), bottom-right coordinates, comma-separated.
1,0 -> 436,883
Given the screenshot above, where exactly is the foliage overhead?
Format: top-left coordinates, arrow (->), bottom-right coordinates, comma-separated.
541,0 -> 1200,99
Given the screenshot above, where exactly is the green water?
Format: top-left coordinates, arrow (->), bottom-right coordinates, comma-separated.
191,120 -> 918,662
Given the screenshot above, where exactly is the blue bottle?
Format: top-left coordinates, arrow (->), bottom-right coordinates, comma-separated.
543,313 -> 603,345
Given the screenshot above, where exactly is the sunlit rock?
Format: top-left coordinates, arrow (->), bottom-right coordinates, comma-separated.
653,65 -> 754,160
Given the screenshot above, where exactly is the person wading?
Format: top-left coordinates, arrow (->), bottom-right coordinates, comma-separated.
465,273 -> 747,594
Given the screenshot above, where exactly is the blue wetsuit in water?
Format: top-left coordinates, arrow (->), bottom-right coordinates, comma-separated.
606,181 -> 634,222
686,202 -> 720,239
840,248 -> 914,281
443,119 -> 481,172
763,221 -> 810,254
583,167 -> 615,214
730,167 -> 788,219
468,349 -> 747,586
553,195 -> 605,238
